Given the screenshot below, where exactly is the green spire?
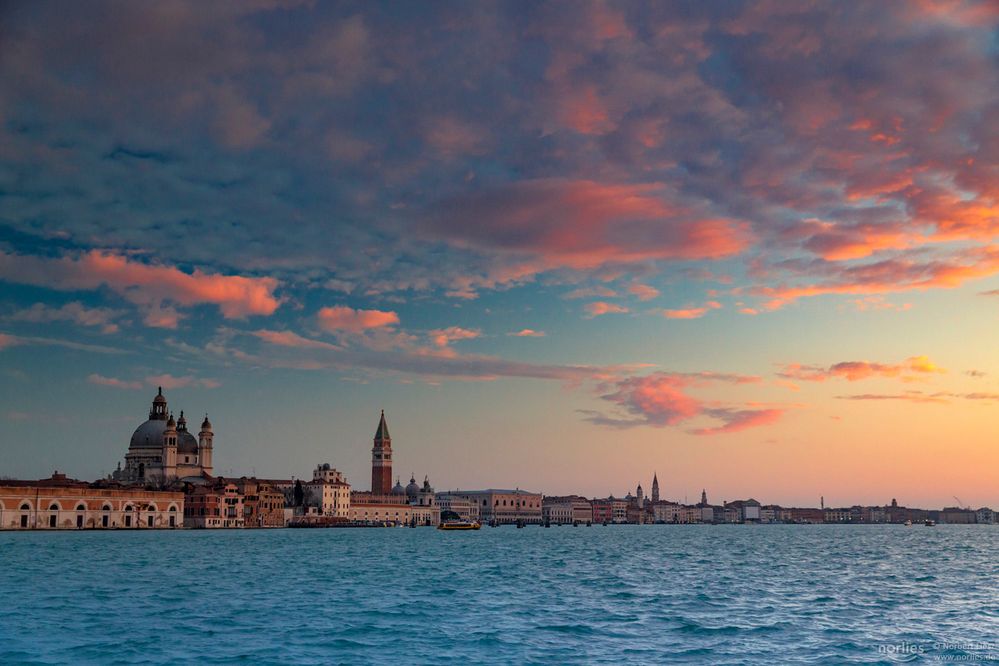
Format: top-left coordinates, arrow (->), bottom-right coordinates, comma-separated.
374,409 -> 390,442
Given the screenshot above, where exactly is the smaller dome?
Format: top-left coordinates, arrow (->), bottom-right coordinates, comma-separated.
405,475 -> 420,498
177,431 -> 198,454
177,411 -> 187,430
153,387 -> 167,403
391,479 -> 405,494
166,413 -> 176,429
201,414 -> 212,430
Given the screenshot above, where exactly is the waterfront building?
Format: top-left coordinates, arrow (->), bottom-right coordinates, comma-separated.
113,388 -> 214,485
542,496 -> 592,524
759,505 -> 781,523
824,507 -> 852,523
976,507 -> 995,524
591,498 -> 613,524
447,489 -> 542,525
725,499 -> 762,522
679,505 -> 705,523
590,496 -> 628,524
785,507 -> 824,523
436,493 -> 480,522
939,507 -> 976,524
651,501 -> 682,523
306,464 -> 351,518
407,475 -> 439,526
238,478 -> 287,527
184,479 -> 245,528
348,500 -> 412,524
0,472 -> 183,529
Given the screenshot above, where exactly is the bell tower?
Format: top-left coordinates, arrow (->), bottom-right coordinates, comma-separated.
198,414 -> 214,476
371,410 -> 393,495
651,473 -> 660,503
163,412 -> 178,480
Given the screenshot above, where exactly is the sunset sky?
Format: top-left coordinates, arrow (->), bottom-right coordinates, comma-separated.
1,1 -> 997,507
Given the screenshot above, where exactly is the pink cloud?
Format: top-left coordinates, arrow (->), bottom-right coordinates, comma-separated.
422,179 -> 750,274
87,374 -> 143,390
0,250 -> 281,324
778,356 -> 945,382
253,329 -> 342,351
753,247 -> 999,311
586,371 -> 784,434
508,328 -> 546,337
317,305 -> 400,333
585,301 -> 629,317
563,286 -> 618,300
429,326 -> 480,348
9,302 -> 122,334
145,374 -> 220,390
692,408 -> 785,435
658,301 -> 722,319
0,333 -> 19,350
627,283 -> 660,301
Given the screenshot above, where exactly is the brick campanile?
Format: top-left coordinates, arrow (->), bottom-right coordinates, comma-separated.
371,410 -> 393,495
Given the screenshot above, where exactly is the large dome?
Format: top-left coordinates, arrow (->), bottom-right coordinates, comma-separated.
130,419 -> 167,449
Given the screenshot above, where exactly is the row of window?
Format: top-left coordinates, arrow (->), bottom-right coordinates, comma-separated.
14,503 -> 178,512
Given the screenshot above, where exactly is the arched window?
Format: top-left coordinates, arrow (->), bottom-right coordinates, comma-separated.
76,504 -> 86,511
49,503 -> 60,511
20,503 -> 31,511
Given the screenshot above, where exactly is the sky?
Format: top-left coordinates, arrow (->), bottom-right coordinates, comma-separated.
0,0 -> 997,508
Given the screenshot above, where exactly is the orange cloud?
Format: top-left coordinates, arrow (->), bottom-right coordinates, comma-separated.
692,408 -> 784,435
253,329 -> 343,351
627,283 -> 660,301
0,250 -> 281,324
585,301 -> 629,317
508,328 -> 546,337
585,371 -> 784,434
754,247 -> 999,310
658,301 -> 722,320
778,356 -> 946,382
423,179 -> 751,273
429,326 -> 480,348
317,305 -> 400,333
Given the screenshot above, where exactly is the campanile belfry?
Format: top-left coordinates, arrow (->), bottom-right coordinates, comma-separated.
371,410 -> 393,494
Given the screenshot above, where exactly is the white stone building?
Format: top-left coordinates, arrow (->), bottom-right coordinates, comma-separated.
113,388 -> 214,485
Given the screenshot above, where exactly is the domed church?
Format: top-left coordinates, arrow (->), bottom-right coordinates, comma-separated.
113,387 -> 214,485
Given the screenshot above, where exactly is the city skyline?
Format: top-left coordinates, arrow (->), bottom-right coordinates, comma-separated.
1,2 -> 998,508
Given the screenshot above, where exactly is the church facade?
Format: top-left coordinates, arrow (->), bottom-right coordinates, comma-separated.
113,388 -> 214,485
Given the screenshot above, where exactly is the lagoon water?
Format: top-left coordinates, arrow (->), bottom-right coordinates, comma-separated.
1,525 -> 996,664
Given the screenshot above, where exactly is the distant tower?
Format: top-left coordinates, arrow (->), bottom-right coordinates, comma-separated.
199,414 -> 214,476
700,489 -> 708,506
651,473 -> 660,503
163,412 -> 178,480
636,484 -> 644,508
821,496 -> 825,510
371,410 -> 393,495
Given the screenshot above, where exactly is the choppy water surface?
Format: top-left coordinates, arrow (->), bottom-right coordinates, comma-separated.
1,525 -> 997,664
